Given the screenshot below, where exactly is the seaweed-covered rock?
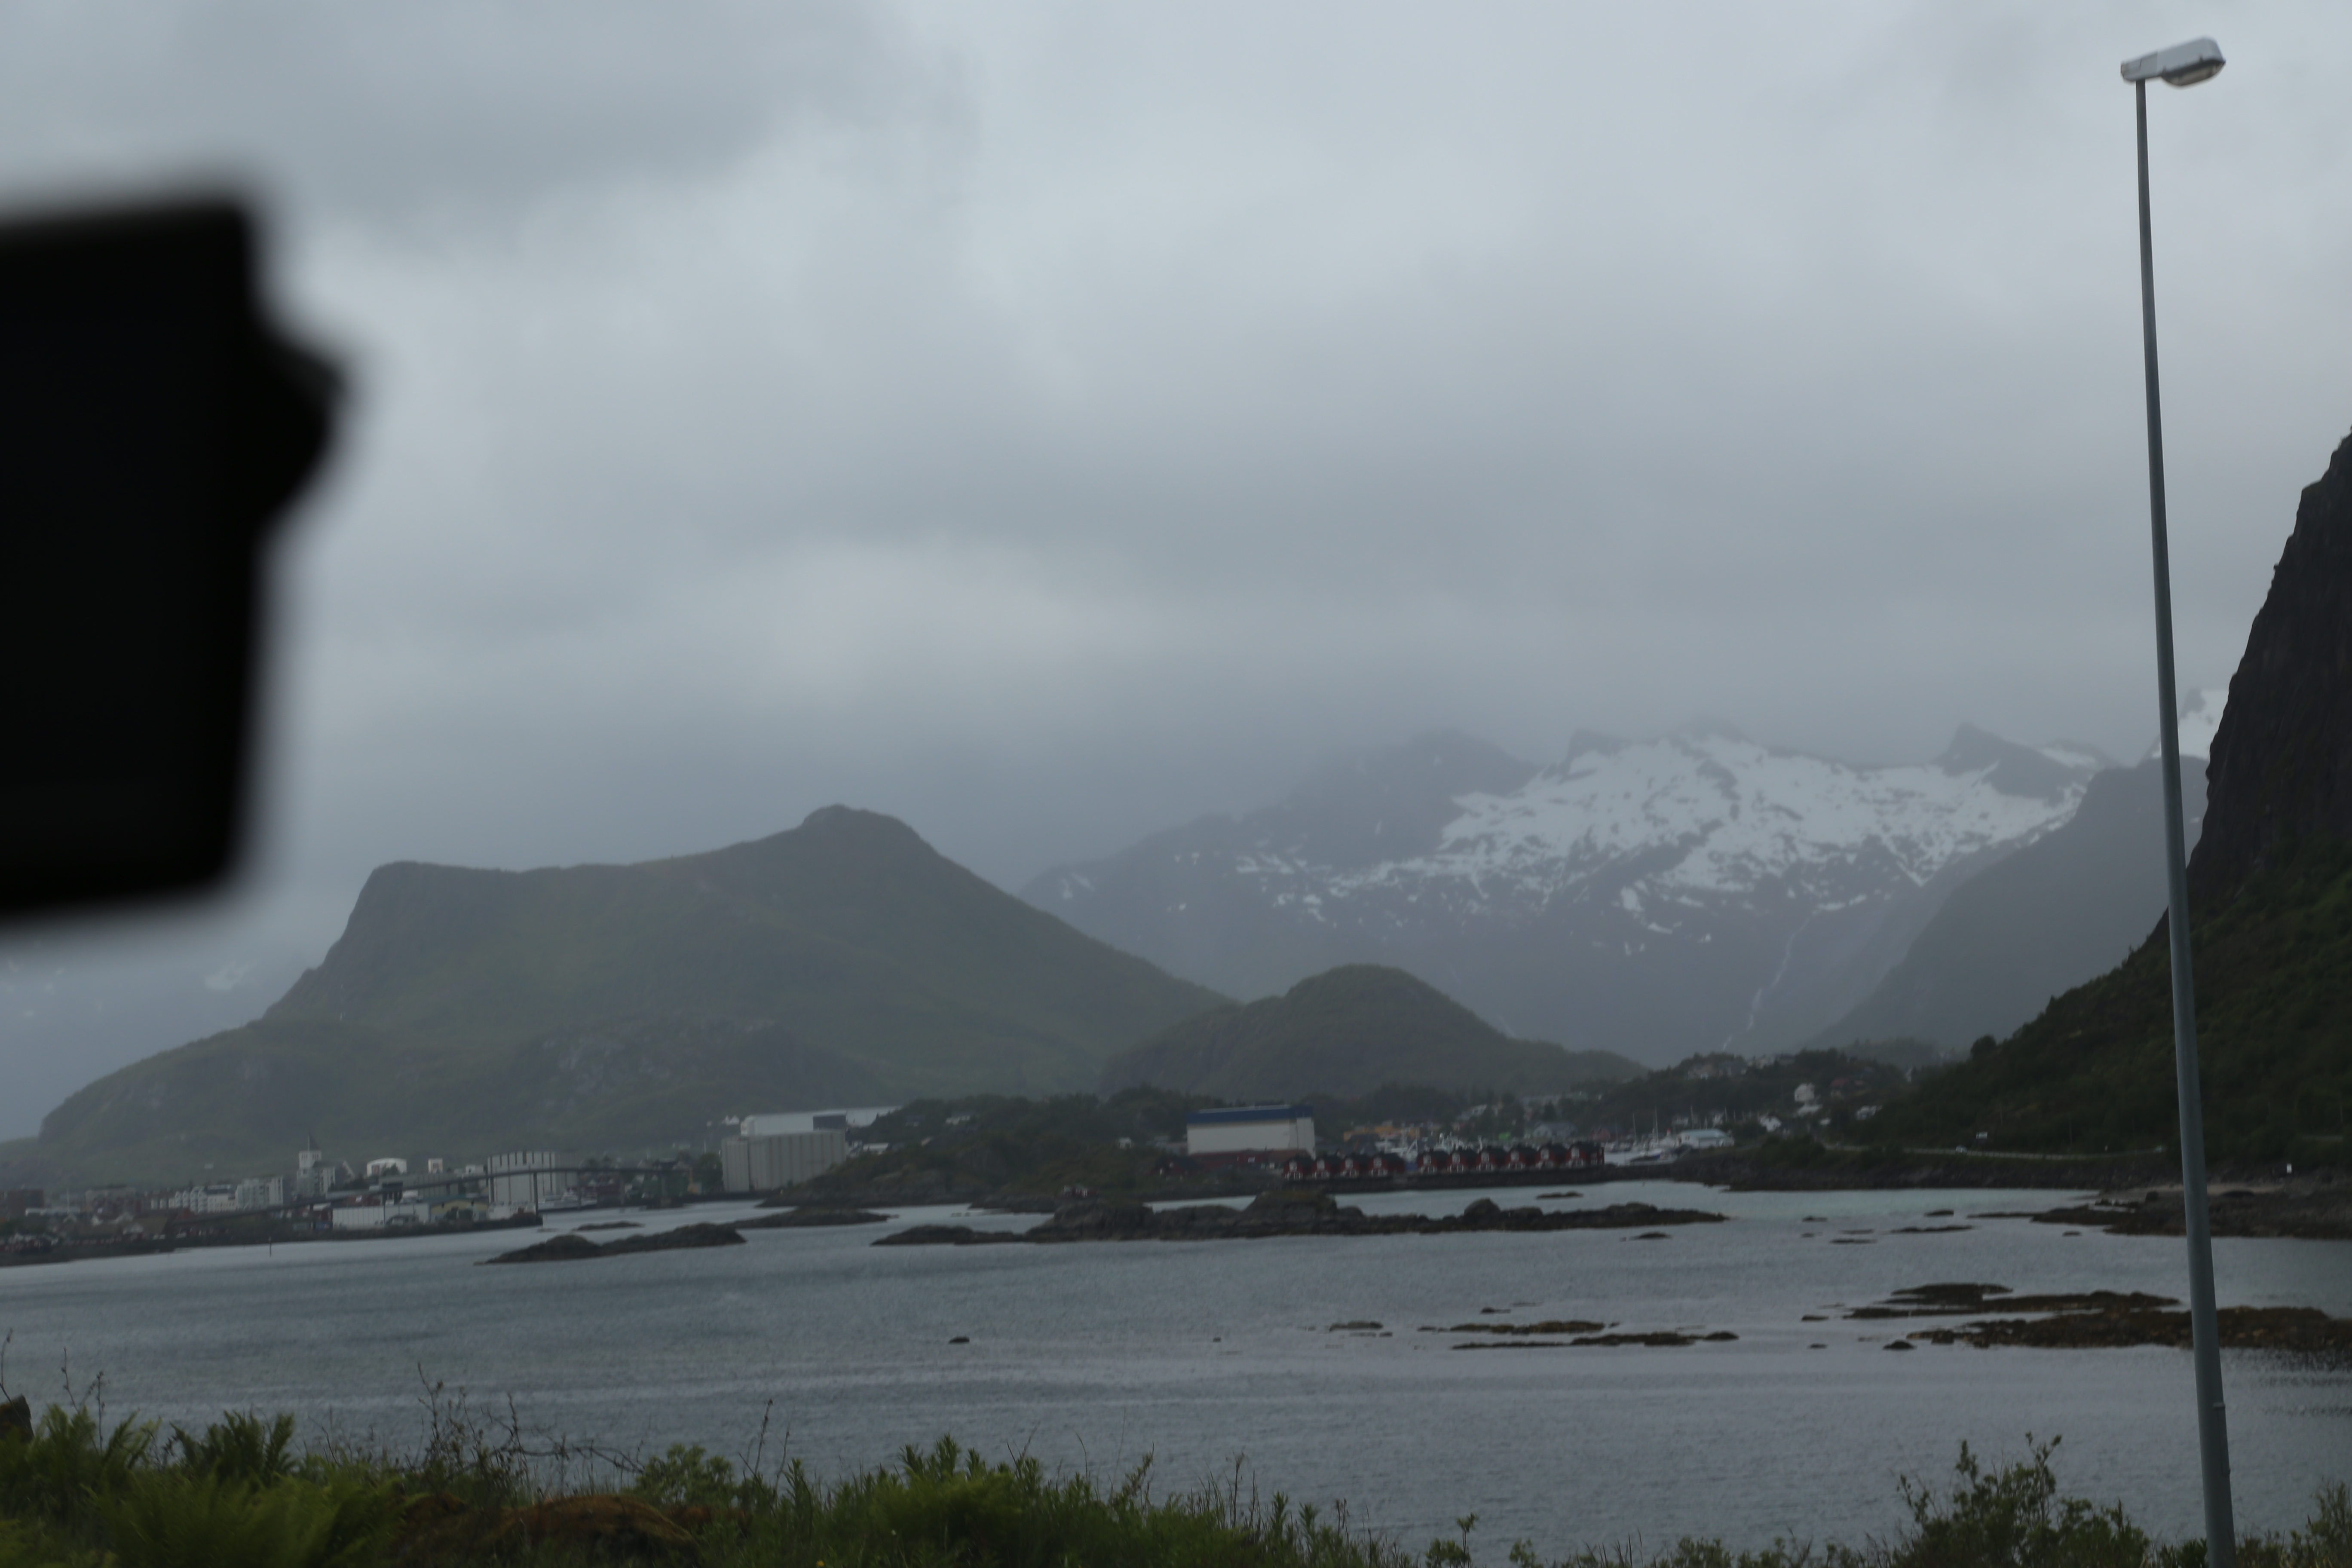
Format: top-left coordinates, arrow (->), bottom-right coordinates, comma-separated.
869,1224 -> 1023,1247
600,1222 -> 744,1256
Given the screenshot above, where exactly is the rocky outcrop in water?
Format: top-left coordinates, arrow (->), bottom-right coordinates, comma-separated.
481,1222 -> 745,1263
870,1188 -> 1723,1246
1846,1281 -> 2352,1354
2029,1176 -> 2352,1240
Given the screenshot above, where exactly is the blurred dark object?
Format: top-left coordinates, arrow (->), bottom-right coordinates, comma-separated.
0,195 -> 338,920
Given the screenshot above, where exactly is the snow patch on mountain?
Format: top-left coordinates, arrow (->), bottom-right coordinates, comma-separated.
1383,732 -> 2082,904
1209,731 -> 2099,936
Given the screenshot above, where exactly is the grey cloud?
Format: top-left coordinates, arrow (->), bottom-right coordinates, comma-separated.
0,1 -> 934,232
4,2 -> 2351,1133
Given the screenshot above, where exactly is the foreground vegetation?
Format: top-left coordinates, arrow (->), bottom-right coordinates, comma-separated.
1,1394 -> 2345,1568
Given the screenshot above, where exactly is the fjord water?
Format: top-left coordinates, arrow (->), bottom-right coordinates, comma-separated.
3,1183 -> 2346,1553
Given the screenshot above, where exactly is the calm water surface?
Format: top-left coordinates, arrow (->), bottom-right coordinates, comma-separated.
3,1182 -> 2346,1554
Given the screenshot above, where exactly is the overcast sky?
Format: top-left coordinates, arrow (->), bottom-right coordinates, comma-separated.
5,3 -> 2350,1055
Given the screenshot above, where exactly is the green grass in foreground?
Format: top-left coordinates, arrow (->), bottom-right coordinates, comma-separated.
0,1396 -> 2345,1568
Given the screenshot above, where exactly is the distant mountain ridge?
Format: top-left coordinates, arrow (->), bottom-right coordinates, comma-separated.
1807,736 -> 2214,1054
1101,964 -> 1643,1102
14,808 -> 1225,1188
1026,724 -> 2111,1064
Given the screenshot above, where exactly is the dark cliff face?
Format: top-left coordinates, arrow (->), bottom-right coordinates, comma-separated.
2191,426 -> 2352,909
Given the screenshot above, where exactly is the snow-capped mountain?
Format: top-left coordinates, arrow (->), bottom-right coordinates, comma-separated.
1024,724 -> 2113,1065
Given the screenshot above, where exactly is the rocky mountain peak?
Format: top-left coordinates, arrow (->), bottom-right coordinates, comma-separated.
794,803 -> 915,840
1935,724 -> 2107,802
2191,424 -> 2352,908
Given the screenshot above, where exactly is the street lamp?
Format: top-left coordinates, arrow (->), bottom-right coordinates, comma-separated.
2121,33 -> 2234,1568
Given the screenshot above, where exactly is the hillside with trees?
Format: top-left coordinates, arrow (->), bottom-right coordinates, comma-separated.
1100,964 -> 1640,1102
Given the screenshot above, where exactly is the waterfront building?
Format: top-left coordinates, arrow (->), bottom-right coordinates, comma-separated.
233,1174 -> 285,1211
330,1196 -> 385,1231
168,1181 -> 242,1215
382,1194 -> 432,1226
294,1139 -> 332,1199
1185,1105 -> 1317,1161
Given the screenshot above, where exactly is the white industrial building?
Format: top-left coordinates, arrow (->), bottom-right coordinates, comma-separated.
234,1175 -> 285,1211
166,1175 -> 286,1215
720,1128 -> 849,1193
168,1181 -> 241,1215
735,1106 -> 894,1137
1185,1105 -> 1317,1159
331,1197 -> 383,1231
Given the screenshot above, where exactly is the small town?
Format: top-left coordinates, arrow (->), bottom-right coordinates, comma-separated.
0,1079 -> 1859,1266
0,1111 -> 867,1262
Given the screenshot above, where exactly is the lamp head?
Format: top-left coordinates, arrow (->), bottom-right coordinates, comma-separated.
2122,37 -> 2224,88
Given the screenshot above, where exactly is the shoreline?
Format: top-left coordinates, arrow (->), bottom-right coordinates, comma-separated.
13,1158 -> 2348,1271
871,1189 -> 1724,1246
0,1208 -> 546,1269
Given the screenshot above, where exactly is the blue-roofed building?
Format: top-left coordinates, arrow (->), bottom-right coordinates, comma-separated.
1185,1104 -> 1316,1160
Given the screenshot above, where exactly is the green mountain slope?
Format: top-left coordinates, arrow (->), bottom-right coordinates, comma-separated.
1101,963 -> 1641,1101
1866,837 -> 2352,1162
20,807 -> 1225,1188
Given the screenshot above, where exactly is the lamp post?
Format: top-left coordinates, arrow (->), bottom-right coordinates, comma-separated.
2120,34 -> 2234,1568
